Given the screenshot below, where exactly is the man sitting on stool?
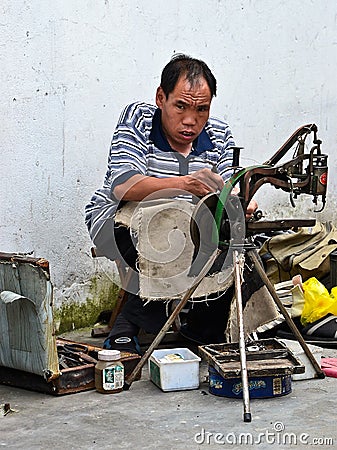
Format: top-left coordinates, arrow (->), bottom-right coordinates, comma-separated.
85,54 -> 257,354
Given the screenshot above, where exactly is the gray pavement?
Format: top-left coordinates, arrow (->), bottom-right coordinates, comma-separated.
1,332 -> 337,450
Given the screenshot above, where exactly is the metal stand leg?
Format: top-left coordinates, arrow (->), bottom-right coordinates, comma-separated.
248,249 -> 325,379
233,250 -> 252,422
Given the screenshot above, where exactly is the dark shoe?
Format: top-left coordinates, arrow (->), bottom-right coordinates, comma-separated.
302,314 -> 337,340
276,314 -> 337,349
103,335 -> 141,355
104,312 -> 141,354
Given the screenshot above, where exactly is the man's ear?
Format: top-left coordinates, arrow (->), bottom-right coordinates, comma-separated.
155,86 -> 165,108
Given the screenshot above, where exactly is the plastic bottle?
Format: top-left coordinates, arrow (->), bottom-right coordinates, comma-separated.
95,349 -> 124,394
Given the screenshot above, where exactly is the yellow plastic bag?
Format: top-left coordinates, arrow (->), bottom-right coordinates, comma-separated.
301,278 -> 337,326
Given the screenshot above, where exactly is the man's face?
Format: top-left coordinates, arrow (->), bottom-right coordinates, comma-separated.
155,75 -> 212,154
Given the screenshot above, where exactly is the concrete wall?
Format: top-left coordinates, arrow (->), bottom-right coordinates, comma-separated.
1,1 -> 337,318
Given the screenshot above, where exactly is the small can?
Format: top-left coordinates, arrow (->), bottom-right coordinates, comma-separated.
95,350 -> 124,394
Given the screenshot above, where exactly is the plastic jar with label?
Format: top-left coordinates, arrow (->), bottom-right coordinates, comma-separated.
95,349 -> 124,394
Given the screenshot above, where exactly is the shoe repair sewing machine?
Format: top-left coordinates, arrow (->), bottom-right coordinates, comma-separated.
189,123 -> 328,421
124,123 -> 328,420
191,122 -> 327,258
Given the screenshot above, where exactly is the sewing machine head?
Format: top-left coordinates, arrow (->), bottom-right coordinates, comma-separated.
247,123 -> 328,212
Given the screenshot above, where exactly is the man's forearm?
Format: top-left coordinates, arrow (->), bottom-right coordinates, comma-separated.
113,169 -> 224,201
113,174 -> 186,201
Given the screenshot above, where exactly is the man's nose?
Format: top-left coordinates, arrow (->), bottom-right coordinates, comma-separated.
182,111 -> 197,126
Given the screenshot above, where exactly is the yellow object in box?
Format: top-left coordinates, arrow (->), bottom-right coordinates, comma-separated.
159,353 -> 184,363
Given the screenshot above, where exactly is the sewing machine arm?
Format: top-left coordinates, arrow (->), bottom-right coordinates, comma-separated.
238,123 -> 328,214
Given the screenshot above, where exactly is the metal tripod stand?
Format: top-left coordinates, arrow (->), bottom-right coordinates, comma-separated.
231,242 -> 325,422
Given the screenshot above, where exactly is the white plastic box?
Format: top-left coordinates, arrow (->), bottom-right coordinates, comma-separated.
148,348 -> 201,391
280,339 -> 323,380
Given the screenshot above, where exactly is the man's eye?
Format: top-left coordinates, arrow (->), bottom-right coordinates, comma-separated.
177,104 -> 185,110
198,106 -> 209,112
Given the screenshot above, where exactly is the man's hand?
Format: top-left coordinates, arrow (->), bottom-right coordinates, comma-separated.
245,198 -> 259,219
182,168 -> 224,197
232,186 -> 258,220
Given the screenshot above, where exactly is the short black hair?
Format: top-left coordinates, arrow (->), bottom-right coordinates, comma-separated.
160,54 -> 217,99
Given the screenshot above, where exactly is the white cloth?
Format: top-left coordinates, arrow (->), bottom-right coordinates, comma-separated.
115,199 -> 233,301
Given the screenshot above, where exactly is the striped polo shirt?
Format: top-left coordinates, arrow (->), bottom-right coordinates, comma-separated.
85,102 -> 235,242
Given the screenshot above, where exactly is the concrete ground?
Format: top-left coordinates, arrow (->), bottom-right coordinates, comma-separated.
1,330 -> 337,450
